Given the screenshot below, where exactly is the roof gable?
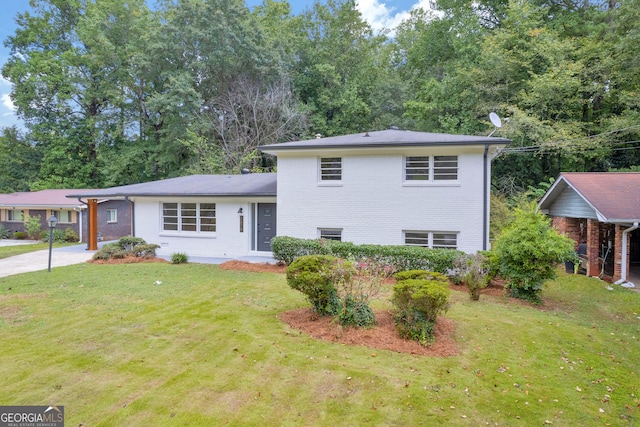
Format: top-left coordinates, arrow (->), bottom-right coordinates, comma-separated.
539,172 -> 640,222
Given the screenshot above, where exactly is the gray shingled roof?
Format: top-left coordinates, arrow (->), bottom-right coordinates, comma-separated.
66,174 -> 277,199
259,129 -> 510,152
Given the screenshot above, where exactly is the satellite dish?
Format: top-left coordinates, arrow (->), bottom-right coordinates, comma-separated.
488,112 -> 503,137
489,112 -> 502,128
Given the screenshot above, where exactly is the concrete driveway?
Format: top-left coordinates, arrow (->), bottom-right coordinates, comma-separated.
0,242 -> 96,278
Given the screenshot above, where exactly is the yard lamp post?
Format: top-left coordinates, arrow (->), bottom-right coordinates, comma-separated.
47,215 -> 58,272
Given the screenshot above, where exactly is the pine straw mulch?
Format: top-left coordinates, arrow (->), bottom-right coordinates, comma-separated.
88,255 -> 169,265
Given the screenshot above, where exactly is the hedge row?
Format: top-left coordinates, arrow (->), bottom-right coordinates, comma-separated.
271,236 -> 462,274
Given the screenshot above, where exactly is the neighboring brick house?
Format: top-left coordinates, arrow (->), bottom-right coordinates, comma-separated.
538,172 -> 640,283
0,189 -> 132,243
68,129 -> 510,258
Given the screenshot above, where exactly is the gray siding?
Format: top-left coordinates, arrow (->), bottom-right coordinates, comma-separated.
548,188 -> 598,219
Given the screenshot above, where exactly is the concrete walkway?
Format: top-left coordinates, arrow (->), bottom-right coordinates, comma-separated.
0,240 -> 276,278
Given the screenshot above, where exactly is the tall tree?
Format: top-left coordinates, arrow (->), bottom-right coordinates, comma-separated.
0,127 -> 41,192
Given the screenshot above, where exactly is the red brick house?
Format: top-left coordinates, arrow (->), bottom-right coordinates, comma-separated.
538,172 -> 640,284
0,189 -> 132,243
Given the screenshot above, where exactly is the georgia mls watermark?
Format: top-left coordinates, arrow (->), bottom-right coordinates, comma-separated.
0,406 -> 64,427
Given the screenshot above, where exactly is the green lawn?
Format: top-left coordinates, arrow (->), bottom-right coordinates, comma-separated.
0,263 -> 639,426
0,242 -> 75,259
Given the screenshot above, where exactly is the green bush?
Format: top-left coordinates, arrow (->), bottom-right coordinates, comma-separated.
13,231 -> 26,240
24,214 -> 42,240
63,227 -> 79,242
451,253 -> 490,301
339,294 -> 376,328
118,236 -> 146,252
285,255 -> 341,316
92,237 -> 159,261
493,203 -> 576,304
171,252 -> 189,264
0,225 -> 10,239
392,271 -> 451,346
41,229 -> 66,243
271,236 -> 461,274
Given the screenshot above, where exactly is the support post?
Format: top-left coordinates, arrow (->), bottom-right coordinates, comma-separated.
88,198 -> 98,250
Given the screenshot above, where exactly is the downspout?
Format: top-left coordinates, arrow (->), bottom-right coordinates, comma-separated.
618,222 -> 639,283
483,144 -> 489,251
76,198 -> 89,249
125,196 -> 135,236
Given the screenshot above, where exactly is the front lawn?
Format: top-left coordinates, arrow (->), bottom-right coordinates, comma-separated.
0,242 -> 75,259
0,263 -> 638,426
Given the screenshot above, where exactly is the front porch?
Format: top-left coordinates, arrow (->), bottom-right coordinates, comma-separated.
552,216 -> 638,283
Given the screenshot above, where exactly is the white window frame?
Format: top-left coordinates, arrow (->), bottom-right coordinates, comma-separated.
106,209 -> 117,223
162,202 -> 216,234
404,155 -> 458,183
319,157 -> 342,183
6,209 -> 24,222
404,231 -> 458,250
318,228 -> 342,241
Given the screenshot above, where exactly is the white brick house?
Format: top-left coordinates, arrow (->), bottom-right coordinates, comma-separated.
68,129 -> 509,258
260,129 -> 509,253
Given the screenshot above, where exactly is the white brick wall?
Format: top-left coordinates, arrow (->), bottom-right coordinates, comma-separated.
132,196 -> 276,258
275,146 -> 492,253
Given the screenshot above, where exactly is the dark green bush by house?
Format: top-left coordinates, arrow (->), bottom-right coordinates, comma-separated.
271,236 -> 461,274
93,237 -> 159,261
171,252 -> 189,264
285,255 -> 342,316
392,271 -> 451,346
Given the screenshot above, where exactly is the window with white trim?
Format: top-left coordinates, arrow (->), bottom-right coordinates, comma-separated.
319,228 -> 342,241
405,155 -> 458,181
404,231 -> 458,249
52,210 -> 73,223
106,209 -> 117,223
162,202 -> 216,233
320,157 -> 342,181
7,209 -> 24,222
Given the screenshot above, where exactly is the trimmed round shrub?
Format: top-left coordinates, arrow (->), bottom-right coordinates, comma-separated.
339,294 -> 376,328
392,271 -> 451,346
286,255 -> 341,316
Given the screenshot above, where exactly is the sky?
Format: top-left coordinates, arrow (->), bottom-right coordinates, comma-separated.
0,0 -> 433,130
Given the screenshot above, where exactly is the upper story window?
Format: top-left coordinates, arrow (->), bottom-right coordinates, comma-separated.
162,202 -> 216,233
7,209 -> 24,222
320,157 -> 342,181
106,209 -> 117,223
405,155 -> 458,182
404,231 -> 458,250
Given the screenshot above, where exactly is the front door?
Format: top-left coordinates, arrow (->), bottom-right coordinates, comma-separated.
257,203 -> 276,252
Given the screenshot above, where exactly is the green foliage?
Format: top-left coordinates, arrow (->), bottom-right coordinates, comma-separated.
118,236 -> 146,252
92,237 -> 158,261
0,225 -> 10,239
339,295 -> 376,328
13,231 -> 26,240
271,236 -> 461,274
493,203 -> 576,303
41,229 -> 66,244
24,214 -> 42,240
451,253 -> 490,301
392,271 -> 451,346
285,255 -> 341,316
63,228 -> 79,243
171,253 -> 189,264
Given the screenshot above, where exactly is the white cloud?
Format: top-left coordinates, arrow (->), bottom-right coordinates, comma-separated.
356,0 -> 435,34
1,92 -> 15,112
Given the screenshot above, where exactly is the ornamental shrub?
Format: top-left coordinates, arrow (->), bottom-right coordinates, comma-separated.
0,225 -> 10,239
286,255 -> 341,316
451,253 -> 490,301
118,236 -> 146,252
92,237 -> 159,261
271,236 -> 461,274
392,271 -> 450,346
24,214 -> 42,240
171,252 -> 189,264
63,228 -> 79,242
493,203 -> 576,304
13,231 -> 26,239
